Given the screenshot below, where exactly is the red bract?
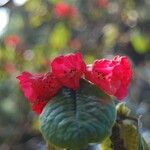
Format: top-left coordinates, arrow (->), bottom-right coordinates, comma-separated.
17,72 -> 62,114
54,2 -> 77,18
51,53 -> 86,90
85,56 -> 132,100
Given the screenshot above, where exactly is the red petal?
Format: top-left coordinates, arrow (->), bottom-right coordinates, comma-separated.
51,53 -> 86,90
54,2 -> 76,18
114,86 -> 128,100
85,56 -> 133,100
31,101 -> 48,115
17,72 -> 62,114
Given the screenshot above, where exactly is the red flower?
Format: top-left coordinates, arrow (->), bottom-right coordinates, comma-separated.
32,101 -> 48,115
5,35 -> 21,47
51,53 -> 86,90
85,56 -> 132,100
54,2 -> 77,18
97,0 -> 109,9
17,72 -> 62,114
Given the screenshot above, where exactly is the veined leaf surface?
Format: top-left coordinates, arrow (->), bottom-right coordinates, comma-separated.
40,79 -> 116,149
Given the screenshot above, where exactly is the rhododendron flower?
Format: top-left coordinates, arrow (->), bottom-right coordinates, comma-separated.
51,53 -> 86,90
17,53 -> 133,115
54,2 -> 77,18
17,72 -> 62,114
32,101 -> 48,115
5,35 -> 21,47
85,56 -> 132,100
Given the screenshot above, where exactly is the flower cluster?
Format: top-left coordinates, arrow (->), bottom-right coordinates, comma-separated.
86,56 -> 132,100
17,53 -> 132,114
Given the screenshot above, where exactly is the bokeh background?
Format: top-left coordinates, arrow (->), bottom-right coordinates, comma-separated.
0,0 -> 150,149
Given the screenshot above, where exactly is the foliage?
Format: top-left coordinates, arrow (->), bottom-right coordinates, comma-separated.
0,0 -> 150,149
101,103 -> 149,150
40,79 -> 116,149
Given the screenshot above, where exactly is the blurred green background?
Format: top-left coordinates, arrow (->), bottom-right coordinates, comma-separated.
0,0 -> 150,149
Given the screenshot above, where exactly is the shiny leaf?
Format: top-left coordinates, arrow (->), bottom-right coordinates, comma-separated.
40,79 -> 116,149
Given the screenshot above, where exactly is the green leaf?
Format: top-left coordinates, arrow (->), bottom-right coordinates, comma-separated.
101,137 -> 113,150
40,79 -> 116,149
101,123 -> 149,150
49,23 -> 71,50
47,142 -> 66,150
131,31 -> 149,54
120,124 -> 149,150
